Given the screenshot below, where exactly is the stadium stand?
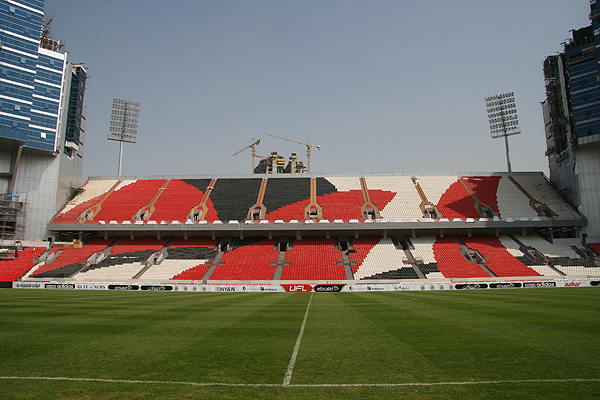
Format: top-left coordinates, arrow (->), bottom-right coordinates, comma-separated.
497,235 -> 562,276
460,235 -> 541,277
263,177 -> 311,221
464,176 -> 500,217
496,176 -> 539,220
510,175 -> 581,220
326,177 -> 362,192
139,237 -> 218,281
52,179 -> 120,223
353,237 -> 419,279
281,237 -> 345,280
147,179 -> 205,223
30,238 -> 114,278
410,236 -> 443,279
92,180 -> 167,222
514,235 -> 599,276
349,236 -> 382,275
432,236 -> 489,278
417,176 -> 459,210
0,246 -> 45,281
209,178 -> 263,222
208,238 -> 278,280
435,180 -> 480,220
364,176 -> 423,220
13,173 -> 589,285
318,191 -> 366,221
71,237 -> 169,281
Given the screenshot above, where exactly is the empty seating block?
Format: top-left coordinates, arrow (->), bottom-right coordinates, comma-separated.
72,237 -> 169,281
0,247 -> 45,281
149,179 -> 205,222
433,236 -> 488,278
349,236 -> 381,275
417,176 -> 458,207
52,180 -> 119,224
517,235 -> 579,259
326,177 -> 362,192
354,237 -> 408,279
210,239 -> 278,280
144,247 -> 218,281
464,176 -> 501,215
511,175 -> 582,220
93,180 -> 167,222
165,237 -> 218,280
515,235 -> 595,276
317,177 -> 363,221
409,236 -> 444,278
436,181 -> 479,220
263,178 -> 311,221
461,235 -> 540,277
31,238 -> 113,278
496,176 -> 538,220
282,238 -> 345,280
209,178 -> 263,222
498,235 -> 561,276
320,177 -> 395,221
319,191 -> 365,221
365,176 -> 423,220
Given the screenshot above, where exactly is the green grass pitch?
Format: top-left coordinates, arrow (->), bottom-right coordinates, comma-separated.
1,288 -> 599,399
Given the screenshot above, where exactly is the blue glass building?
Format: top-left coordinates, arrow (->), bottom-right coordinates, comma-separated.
542,0 -> 600,241
0,0 -> 87,241
0,0 -> 65,152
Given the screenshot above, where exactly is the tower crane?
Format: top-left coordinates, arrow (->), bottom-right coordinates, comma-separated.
231,138 -> 262,173
262,133 -> 321,173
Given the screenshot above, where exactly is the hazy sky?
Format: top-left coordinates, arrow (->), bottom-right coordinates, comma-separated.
44,0 -> 590,180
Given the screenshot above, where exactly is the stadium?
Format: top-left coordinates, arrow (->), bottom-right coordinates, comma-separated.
5,171 -> 599,292
1,1 -> 600,399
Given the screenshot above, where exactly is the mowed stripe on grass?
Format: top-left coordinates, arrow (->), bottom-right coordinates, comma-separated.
0,288 -> 599,399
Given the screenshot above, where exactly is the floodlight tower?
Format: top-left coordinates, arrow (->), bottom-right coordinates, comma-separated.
485,92 -> 521,174
108,98 -> 141,176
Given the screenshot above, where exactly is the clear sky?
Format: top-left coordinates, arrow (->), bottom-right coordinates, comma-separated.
44,0 -> 591,180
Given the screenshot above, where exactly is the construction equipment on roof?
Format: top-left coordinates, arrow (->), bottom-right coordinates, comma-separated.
262,133 -> 321,173
253,151 -> 305,174
231,138 -> 262,173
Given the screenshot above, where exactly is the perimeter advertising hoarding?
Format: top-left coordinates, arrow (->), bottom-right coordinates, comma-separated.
12,280 -> 598,291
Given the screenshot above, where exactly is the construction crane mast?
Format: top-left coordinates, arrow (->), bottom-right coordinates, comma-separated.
231,138 -> 262,173
262,133 -> 321,173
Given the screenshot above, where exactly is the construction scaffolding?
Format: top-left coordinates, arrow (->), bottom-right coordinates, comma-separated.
543,54 -> 575,156
0,194 -> 25,242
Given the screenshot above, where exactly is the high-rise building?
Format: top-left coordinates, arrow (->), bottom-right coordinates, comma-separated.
541,0 -> 600,241
0,0 -> 87,241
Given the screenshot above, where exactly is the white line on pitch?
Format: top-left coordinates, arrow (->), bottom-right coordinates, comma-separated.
1,376 -> 599,388
283,291 -> 314,386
